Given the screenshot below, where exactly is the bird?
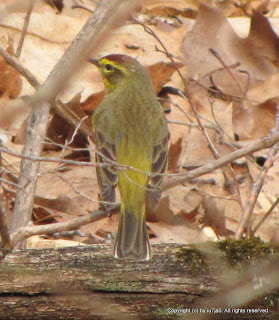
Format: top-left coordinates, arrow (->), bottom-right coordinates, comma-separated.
90,54 -> 169,260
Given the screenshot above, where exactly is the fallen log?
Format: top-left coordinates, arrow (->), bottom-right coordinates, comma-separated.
0,242 -> 278,320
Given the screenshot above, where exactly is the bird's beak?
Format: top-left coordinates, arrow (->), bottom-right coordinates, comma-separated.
89,58 -> 100,67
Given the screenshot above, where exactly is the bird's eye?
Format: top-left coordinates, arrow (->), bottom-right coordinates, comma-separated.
104,64 -> 114,72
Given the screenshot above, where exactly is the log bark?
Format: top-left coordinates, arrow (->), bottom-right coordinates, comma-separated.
0,243 -> 278,320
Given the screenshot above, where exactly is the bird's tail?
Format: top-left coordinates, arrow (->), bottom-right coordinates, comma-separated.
113,203 -> 151,260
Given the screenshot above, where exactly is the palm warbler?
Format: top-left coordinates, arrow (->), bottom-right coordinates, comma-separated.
90,54 -> 169,260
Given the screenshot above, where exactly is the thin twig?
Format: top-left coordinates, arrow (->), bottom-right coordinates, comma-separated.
0,177 -> 26,191
136,20 -> 237,188
164,130 -> 279,190
53,170 -> 115,206
179,91 -> 235,191
4,130 -> 279,248
209,48 -> 245,97
0,45 -> 40,89
33,1 -> 140,104
188,62 -> 241,89
16,0 -> 34,58
72,3 -> 94,13
167,119 -> 220,132
251,197 -> 279,236
238,69 -> 250,103
192,102 -> 220,157
137,21 -> 241,196
1,131 -> 279,184
209,99 -> 244,209
0,43 -> 94,140
235,105 -> 279,239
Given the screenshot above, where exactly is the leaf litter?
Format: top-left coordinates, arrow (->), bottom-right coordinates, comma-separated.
1,0 -> 279,248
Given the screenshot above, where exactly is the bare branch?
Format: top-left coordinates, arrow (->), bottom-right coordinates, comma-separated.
164,131 -> 279,190
11,102 -> 51,244
10,205 -> 120,248
32,0 -> 140,105
4,129 -> 279,248
1,131 -> 279,189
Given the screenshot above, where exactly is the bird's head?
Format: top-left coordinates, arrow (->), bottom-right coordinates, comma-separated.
89,54 -> 147,93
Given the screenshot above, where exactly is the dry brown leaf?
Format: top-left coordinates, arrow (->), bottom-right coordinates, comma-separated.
79,215 -> 115,238
248,9 -> 279,68
146,61 -> 184,93
0,40 -> 22,98
27,235 -> 86,249
47,94 -> 91,149
42,0 -> 64,13
182,4 -> 277,97
34,194 -> 82,215
168,137 -> 182,172
13,93 -> 92,148
233,99 -> 277,139
0,98 -> 30,130
247,73 -> 279,105
160,185 -> 203,223
148,221 -> 207,244
246,158 -> 262,182
143,6 -> 197,19
181,127 -> 216,168
146,187 -> 202,228
202,197 -> 228,236
142,0 -> 200,11
3,0 -> 279,249
81,213 -> 121,244
81,91 -> 105,113
146,194 -> 172,222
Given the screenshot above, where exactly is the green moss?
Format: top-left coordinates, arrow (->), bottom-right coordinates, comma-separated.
86,275 -> 143,292
87,280 -> 127,292
262,291 -> 279,310
217,237 -> 279,267
153,305 -> 188,318
176,238 -> 279,274
152,307 -> 170,317
176,244 -> 210,275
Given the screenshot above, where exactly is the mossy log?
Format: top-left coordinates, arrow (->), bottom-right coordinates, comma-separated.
0,241 -> 278,320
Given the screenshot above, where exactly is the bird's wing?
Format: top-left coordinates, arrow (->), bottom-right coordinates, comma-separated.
95,130 -> 118,210
146,131 -> 169,211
